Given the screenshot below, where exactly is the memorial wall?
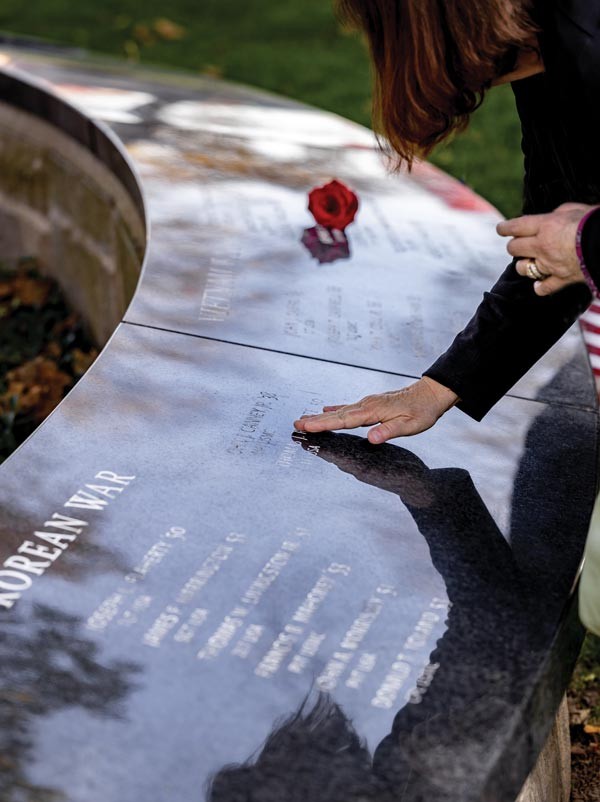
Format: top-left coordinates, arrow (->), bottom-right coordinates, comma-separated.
0,44 -> 597,802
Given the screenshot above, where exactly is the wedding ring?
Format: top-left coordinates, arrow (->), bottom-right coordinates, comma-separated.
525,259 -> 547,281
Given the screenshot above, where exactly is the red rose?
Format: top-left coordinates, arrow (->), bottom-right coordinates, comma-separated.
308,179 -> 359,231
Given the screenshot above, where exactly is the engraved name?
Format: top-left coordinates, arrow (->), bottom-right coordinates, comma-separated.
198,262 -> 236,322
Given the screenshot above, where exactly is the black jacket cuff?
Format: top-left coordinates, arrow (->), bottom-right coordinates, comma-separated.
581,207 -> 600,292
423,262 -> 592,421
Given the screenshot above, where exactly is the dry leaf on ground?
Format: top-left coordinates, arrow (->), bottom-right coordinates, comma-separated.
153,18 -> 186,40
0,279 -> 14,299
13,274 -> 53,306
2,357 -> 71,421
584,724 -> 600,735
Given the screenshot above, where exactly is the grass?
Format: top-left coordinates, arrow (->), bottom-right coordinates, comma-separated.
0,0 -> 598,696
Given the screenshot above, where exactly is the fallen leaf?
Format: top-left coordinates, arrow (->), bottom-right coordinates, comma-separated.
0,279 -> 14,299
584,724 -> 600,735
52,312 -> 80,337
44,341 -> 62,359
3,357 -> 71,421
153,17 -> 186,40
13,274 -> 53,307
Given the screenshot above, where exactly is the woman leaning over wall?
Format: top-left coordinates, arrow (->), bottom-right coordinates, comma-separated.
294,0 -> 600,635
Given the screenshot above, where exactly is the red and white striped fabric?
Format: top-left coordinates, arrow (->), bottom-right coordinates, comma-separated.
581,301 -> 600,394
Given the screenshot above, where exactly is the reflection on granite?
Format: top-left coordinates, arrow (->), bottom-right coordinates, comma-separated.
0,605 -> 140,801
0,44 -> 595,409
301,225 -> 351,265
0,44 -> 597,802
0,323 -> 595,801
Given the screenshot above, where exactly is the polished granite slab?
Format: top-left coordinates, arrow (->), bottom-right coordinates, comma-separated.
0,322 -> 596,802
0,43 -> 598,802
0,43 -> 595,410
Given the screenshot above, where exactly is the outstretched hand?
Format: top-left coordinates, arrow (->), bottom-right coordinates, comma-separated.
293,377 -> 458,445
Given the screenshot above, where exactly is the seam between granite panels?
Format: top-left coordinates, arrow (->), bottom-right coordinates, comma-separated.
498,391 -> 597,414
120,320 -> 599,415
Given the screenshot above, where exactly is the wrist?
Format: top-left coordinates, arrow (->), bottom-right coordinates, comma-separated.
576,206 -> 600,297
421,376 -> 460,412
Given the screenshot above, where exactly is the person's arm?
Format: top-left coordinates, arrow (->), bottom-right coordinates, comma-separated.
294,264 -> 590,439
425,201 -> 600,421
424,260 -> 592,421
295,207 -> 595,439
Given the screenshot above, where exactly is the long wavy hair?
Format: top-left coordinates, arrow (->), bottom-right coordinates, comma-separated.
336,0 -> 537,165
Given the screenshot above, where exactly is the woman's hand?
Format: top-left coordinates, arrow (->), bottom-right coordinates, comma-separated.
497,202 -> 595,296
293,377 -> 458,444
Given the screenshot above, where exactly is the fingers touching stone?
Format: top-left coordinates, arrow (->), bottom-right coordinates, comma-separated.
294,379 -> 457,440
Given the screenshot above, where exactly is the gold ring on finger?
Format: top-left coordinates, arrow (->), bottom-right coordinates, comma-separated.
525,259 -> 547,281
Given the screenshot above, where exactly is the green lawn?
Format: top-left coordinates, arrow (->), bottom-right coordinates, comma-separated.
0,0 -> 524,217
1,0 -> 598,718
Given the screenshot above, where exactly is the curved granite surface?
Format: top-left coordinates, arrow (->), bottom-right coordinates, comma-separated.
0,43 -> 597,802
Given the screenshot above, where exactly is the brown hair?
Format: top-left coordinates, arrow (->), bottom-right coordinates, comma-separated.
336,0 -> 537,166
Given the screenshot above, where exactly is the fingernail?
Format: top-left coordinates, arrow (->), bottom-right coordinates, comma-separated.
370,431 -> 382,444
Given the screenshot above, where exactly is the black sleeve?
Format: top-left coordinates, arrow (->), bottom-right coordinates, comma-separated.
582,207 -> 600,290
423,261 -> 592,421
